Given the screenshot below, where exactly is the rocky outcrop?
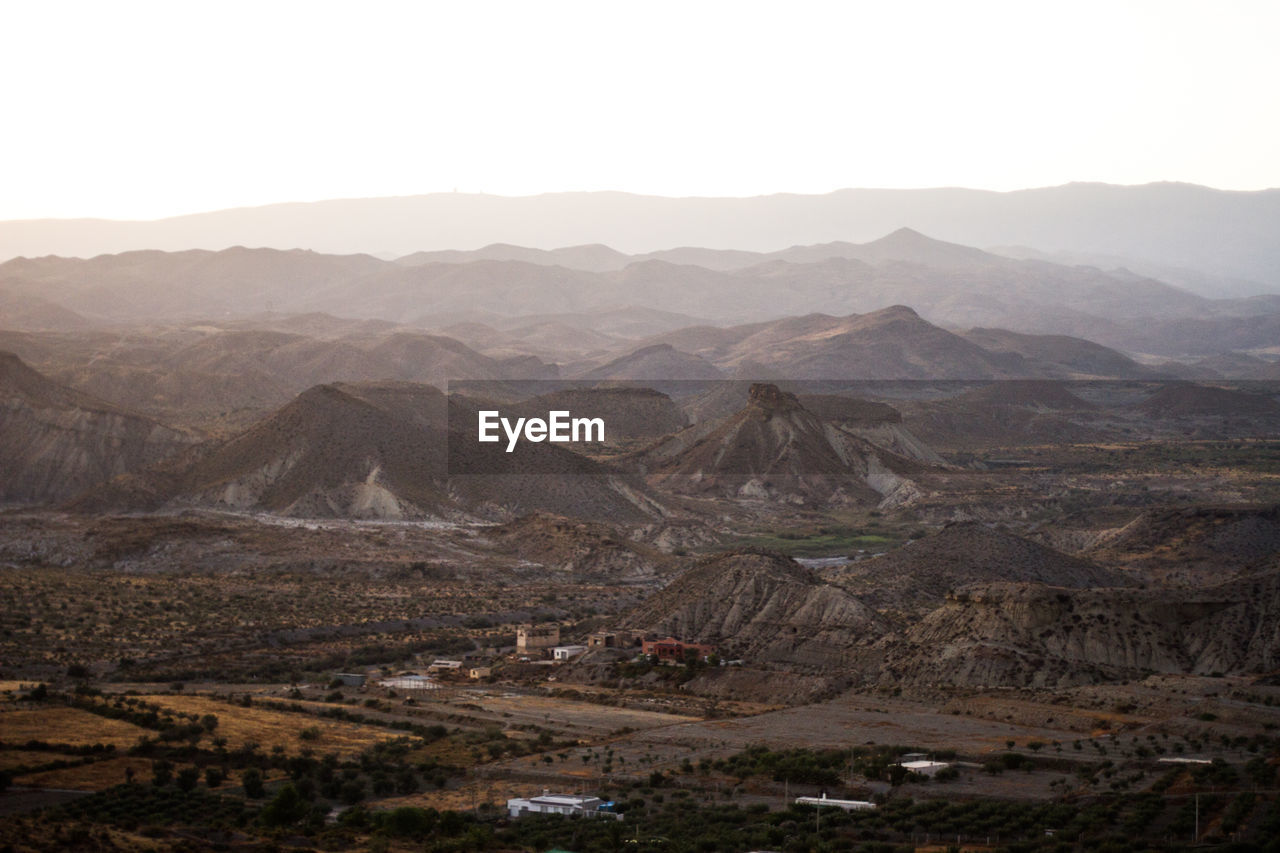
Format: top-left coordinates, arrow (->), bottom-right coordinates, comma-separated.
1087,504 -> 1280,586
880,570 -> 1280,688
0,351 -> 195,504
833,521 -> 1132,620
481,513 -> 683,585
84,380 -> 669,524
631,383 -> 929,508
623,550 -> 886,669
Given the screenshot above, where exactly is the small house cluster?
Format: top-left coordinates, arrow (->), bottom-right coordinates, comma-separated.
332,621 -> 728,695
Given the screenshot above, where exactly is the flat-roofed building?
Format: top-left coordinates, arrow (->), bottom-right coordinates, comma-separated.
900,760 -> 950,777
507,792 -> 622,820
552,645 -> 587,661
795,794 -> 876,811
427,659 -> 463,674
333,673 -> 366,687
378,675 -> 440,691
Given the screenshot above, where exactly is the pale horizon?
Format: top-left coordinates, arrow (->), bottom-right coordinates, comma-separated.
3,0 -> 1279,221
6,179 -> 1280,226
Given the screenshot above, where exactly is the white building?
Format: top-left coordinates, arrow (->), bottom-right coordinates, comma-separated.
377,675 -> 440,691
795,794 -> 876,811
507,792 -> 622,820
427,659 -> 463,673
552,645 -> 587,661
900,760 -> 950,777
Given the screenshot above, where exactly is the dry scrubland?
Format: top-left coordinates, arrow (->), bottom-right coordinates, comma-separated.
4,362 -> 1280,850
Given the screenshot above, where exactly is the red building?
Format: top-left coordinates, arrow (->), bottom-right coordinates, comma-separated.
641,637 -> 716,662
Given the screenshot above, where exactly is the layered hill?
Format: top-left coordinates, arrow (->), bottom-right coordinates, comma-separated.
579,343 -> 723,382
830,522 -> 1131,620
632,383 -> 926,507
900,379 -> 1116,449
626,305 -> 1181,382
960,329 -> 1154,379
957,380 -> 1100,411
882,569 -> 1280,688
0,352 -> 194,504
85,381 -> 667,522
146,382 -> 452,518
640,306 -> 1026,380
0,247 -> 386,321
5,224 -> 1278,355
479,513 -> 684,585
797,394 -> 946,466
1135,383 -> 1280,419
621,550 -> 885,669
0,325 -> 557,430
501,387 -> 688,444
0,288 -> 92,331
1085,505 -> 1280,586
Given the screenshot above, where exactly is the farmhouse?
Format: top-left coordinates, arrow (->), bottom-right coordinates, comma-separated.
641,637 -> 716,662
900,760 -> 950,777
507,792 -> 622,820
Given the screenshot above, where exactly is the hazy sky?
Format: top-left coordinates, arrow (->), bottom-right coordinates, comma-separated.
3,1 -> 1278,220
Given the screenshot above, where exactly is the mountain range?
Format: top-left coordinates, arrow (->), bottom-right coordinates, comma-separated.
5,228 -> 1280,359
4,183 -> 1279,295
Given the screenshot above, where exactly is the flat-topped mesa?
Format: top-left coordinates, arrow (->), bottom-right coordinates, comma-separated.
747,383 -> 802,419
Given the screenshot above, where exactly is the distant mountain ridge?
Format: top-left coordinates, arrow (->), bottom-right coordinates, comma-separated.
5,228 -> 1275,357
3,183 -> 1278,293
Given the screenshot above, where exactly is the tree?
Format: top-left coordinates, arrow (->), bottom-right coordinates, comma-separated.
176,767 -> 200,792
383,806 -> 438,838
396,768 -> 418,794
242,767 -> 265,799
340,778 -> 366,805
260,783 -> 309,826
151,759 -> 173,787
